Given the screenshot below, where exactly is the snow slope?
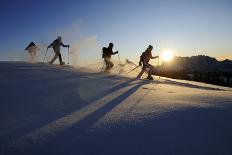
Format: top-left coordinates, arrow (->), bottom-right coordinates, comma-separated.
0,62 -> 232,155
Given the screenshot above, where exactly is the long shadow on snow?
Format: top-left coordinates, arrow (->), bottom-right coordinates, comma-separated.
52,80 -> 150,138
0,74 -> 138,150
16,80 -> 151,154
33,106 -> 232,155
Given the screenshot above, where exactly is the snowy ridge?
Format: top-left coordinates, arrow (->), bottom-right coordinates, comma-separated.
0,62 -> 232,155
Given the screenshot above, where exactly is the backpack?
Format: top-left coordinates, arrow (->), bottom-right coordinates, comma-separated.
102,47 -> 108,58
53,39 -> 60,47
140,52 -> 147,62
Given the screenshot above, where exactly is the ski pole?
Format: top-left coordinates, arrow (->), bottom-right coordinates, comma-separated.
68,47 -> 70,64
117,52 -> 122,64
158,57 -> 160,67
159,62 -> 164,79
43,48 -> 48,63
116,52 -> 121,74
100,61 -> 105,72
125,65 -> 140,75
125,59 -> 138,67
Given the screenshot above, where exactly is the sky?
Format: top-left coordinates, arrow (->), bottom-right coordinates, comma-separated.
0,0 -> 232,64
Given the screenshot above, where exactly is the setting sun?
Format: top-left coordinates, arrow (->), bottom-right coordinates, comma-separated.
161,51 -> 174,62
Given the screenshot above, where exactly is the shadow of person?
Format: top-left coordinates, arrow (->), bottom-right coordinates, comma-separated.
60,80 -> 151,135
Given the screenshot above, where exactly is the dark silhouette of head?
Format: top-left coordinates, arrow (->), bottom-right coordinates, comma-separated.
57,36 -> 62,41
109,43 -> 114,48
147,45 -> 153,51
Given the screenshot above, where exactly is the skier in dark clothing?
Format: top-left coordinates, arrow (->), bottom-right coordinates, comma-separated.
47,36 -> 70,65
102,43 -> 118,72
137,45 -> 159,80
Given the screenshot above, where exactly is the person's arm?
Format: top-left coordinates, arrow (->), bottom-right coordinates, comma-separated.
151,53 -> 159,59
47,43 -> 53,49
109,48 -> 118,55
61,41 -> 70,48
139,56 -> 143,66
112,51 -> 118,55
152,56 -> 159,59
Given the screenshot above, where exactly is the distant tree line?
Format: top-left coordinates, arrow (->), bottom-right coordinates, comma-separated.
153,55 -> 232,87
156,70 -> 232,87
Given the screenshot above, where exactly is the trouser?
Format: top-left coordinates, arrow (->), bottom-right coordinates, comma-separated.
104,57 -> 114,72
50,52 -> 63,64
137,61 -> 154,78
29,51 -> 36,59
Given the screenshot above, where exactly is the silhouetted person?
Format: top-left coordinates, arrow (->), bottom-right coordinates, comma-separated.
25,42 -> 39,61
47,36 -> 70,65
102,43 -> 118,73
137,45 -> 159,80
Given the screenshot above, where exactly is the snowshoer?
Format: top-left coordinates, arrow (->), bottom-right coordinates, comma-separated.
102,43 -> 119,73
137,45 -> 159,80
25,42 -> 39,61
47,36 -> 70,65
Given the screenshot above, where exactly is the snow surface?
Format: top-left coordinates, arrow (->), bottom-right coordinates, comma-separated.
0,62 -> 232,155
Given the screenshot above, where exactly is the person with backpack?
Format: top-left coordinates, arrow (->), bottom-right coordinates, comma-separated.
137,45 -> 159,80
47,36 -> 70,65
25,42 -> 39,61
102,43 -> 119,73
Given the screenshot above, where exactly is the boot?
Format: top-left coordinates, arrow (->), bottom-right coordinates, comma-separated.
146,75 -> 153,80
60,62 -> 65,66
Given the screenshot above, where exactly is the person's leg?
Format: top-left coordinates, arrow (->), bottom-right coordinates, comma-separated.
50,54 -> 58,64
104,58 -> 114,72
137,66 -> 146,79
143,62 -> 154,79
104,58 -> 109,72
147,63 -> 154,76
32,51 -> 36,60
107,59 -> 114,70
58,53 -> 63,65
29,52 -> 32,58
32,51 -> 35,58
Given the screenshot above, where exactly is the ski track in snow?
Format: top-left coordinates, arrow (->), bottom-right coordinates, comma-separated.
0,61 -> 232,155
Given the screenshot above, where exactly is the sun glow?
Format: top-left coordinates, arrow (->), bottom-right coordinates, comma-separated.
161,51 -> 174,62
